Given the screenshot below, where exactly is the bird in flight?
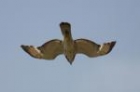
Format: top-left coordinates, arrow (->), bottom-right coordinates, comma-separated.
21,22 -> 116,64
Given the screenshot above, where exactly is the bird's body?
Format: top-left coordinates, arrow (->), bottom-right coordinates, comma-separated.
60,22 -> 75,64
21,22 -> 116,64
63,38 -> 75,64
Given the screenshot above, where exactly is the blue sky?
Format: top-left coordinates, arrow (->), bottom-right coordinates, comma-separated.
0,0 -> 140,92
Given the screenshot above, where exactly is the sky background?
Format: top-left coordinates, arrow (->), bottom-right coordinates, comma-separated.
0,0 -> 140,92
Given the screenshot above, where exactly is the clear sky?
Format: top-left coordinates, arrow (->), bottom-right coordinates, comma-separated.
0,0 -> 140,92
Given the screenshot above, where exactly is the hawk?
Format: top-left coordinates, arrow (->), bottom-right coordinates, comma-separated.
21,22 -> 116,64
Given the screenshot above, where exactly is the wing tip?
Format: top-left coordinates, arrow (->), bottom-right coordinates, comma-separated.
21,45 -> 44,59
107,41 -> 116,54
21,45 -> 29,53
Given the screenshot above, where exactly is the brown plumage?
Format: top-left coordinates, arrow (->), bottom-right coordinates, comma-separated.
21,22 -> 116,64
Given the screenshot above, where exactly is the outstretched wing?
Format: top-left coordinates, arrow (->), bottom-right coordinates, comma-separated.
74,39 -> 116,57
21,39 -> 63,60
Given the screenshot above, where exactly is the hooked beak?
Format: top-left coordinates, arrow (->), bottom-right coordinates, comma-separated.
69,61 -> 73,65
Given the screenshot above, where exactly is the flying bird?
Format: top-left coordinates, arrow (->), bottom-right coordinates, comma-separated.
21,22 -> 116,64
